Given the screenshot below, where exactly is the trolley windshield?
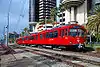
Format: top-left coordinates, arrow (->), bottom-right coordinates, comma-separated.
69,28 -> 85,37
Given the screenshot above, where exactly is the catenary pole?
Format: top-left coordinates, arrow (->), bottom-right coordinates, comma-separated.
6,0 -> 17,60
7,0 -> 12,46
3,26 -> 6,44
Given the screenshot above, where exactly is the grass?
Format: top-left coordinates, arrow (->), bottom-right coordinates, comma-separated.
86,44 -> 100,52
86,44 -> 100,47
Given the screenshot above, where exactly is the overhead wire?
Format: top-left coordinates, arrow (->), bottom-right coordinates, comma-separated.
6,0 -> 17,60
0,0 -> 12,39
14,0 -> 27,33
7,0 -> 12,30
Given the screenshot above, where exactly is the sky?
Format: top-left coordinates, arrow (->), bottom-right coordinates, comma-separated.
0,0 -> 60,39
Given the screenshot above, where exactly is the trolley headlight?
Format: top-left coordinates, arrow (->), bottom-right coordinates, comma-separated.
70,42 -> 72,44
77,40 -> 80,42
78,44 -> 83,48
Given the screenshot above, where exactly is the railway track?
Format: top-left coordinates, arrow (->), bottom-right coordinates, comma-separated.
10,44 -> 100,67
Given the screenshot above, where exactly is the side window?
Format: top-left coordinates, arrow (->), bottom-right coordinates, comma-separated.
36,35 -> 38,40
30,36 -> 34,40
49,32 -> 53,38
22,38 -> 24,41
26,37 -> 28,40
46,33 -> 49,38
54,31 -> 58,38
40,34 -> 43,39
61,29 -> 64,37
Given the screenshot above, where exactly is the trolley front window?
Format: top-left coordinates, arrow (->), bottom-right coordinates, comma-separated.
69,28 -> 85,37
77,29 -> 85,37
69,29 -> 77,37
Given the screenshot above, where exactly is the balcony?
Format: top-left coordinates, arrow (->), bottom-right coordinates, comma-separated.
29,22 -> 37,25
62,0 -> 85,7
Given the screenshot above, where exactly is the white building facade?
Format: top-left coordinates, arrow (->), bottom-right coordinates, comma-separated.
59,0 -> 87,25
59,0 -> 100,25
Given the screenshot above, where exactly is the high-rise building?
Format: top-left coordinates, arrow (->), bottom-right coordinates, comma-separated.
29,0 -> 56,33
29,0 -> 39,22
39,0 -> 56,22
29,0 -> 39,32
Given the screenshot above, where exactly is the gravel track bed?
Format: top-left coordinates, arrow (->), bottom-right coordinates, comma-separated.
2,44 -> 99,67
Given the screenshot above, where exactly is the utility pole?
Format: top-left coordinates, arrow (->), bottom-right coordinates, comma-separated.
6,0 -> 12,46
3,26 -> 6,44
7,12 -> 9,46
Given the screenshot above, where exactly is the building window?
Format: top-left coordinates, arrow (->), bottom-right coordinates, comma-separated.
63,18 -> 65,22
63,13 -> 65,16
60,19 -> 62,22
59,13 -> 65,17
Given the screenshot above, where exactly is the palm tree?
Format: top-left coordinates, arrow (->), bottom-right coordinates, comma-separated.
87,5 -> 100,42
21,31 -> 25,37
23,27 -> 30,36
39,19 -> 53,25
46,19 -> 53,23
24,27 -> 28,32
50,7 -> 59,22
